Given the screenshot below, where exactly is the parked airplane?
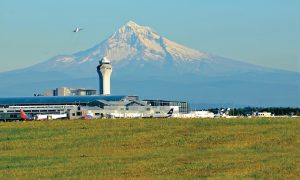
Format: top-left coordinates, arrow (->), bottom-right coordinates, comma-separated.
150,108 -> 174,118
34,114 -> 67,120
20,109 -> 67,120
20,109 -> 33,121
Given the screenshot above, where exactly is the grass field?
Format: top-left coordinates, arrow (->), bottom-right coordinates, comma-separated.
0,118 -> 299,179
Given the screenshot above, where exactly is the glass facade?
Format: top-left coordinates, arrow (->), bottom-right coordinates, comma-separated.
144,100 -> 190,113
0,113 -> 21,120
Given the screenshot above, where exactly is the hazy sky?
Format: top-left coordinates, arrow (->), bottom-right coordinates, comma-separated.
0,0 -> 299,72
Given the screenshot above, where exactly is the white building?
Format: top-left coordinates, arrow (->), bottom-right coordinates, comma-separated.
42,87 -> 96,96
257,112 -> 273,117
97,57 -> 112,95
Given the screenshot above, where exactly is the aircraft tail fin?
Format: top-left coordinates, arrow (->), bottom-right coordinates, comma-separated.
82,111 -> 93,120
82,111 -> 88,120
20,109 -> 32,120
167,108 -> 174,115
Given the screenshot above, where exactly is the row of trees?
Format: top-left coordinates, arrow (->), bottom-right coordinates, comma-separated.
207,107 -> 300,116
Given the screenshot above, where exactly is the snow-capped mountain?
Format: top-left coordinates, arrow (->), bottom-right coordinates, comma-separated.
29,21 -> 264,78
104,21 -> 207,62
38,21 -> 207,66
1,21 -> 299,107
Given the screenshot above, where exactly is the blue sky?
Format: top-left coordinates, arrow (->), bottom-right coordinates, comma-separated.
0,0 -> 299,72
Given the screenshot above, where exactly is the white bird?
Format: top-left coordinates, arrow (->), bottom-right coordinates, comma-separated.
73,27 -> 83,33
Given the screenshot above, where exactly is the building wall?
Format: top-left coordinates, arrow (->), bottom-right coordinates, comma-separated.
100,64 -> 112,95
258,112 -> 272,117
0,105 -> 77,120
57,87 -> 71,96
43,87 -> 96,96
43,89 -> 55,96
144,100 -> 190,113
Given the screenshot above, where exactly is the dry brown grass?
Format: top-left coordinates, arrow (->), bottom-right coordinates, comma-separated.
0,117 -> 299,179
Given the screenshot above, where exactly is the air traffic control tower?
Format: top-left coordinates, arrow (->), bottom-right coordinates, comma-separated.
97,57 -> 112,95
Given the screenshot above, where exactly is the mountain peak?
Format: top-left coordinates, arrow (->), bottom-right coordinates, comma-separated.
118,21 -> 153,35
125,21 -> 140,28
105,21 -> 207,62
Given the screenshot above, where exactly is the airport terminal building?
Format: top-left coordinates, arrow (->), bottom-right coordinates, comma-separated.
0,57 -> 189,120
0,95 -> 187,120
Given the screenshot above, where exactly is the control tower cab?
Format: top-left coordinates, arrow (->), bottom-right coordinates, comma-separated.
97,57 -> 112,95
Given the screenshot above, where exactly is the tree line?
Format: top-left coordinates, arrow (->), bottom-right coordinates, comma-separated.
207,107 -> 300,116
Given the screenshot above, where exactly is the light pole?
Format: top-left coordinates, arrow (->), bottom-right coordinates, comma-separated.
3,109 -> 7,122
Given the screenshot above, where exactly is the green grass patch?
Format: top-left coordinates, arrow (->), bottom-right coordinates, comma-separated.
0,118 -> 299,179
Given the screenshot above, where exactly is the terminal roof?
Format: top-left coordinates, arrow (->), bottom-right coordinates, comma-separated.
0,95 -> 127,106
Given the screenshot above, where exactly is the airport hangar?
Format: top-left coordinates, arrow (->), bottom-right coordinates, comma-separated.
0,57 -> 189,120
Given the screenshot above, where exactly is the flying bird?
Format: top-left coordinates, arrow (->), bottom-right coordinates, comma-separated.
73,27 -> 83,33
